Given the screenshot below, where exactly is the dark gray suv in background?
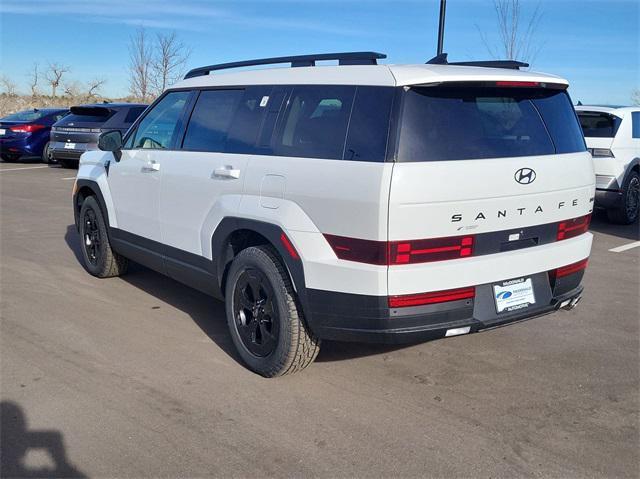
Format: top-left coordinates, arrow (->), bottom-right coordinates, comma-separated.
49,103 -> 147,168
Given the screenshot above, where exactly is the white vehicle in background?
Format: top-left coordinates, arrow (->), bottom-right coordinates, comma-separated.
576,106 -> 640,224
72,52 -> 595,377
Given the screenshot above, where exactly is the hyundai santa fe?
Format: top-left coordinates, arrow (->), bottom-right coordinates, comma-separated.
72,52 -> 594,377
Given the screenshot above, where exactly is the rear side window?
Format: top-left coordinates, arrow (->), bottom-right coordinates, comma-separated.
274,85 -> 355,160
344,87 -> 394,162
130,91 -> 190,149
577,111 -> 622,138
398,87 -> 586,162
182,89 -> 243,152
632,112 -> 640,139
124,106 -> 147,124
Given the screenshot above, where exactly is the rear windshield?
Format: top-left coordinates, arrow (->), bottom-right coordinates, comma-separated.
397,87 -> 586,162
577,111 -> 622,138
56,111 -> 114,126
1,110 -> 49,121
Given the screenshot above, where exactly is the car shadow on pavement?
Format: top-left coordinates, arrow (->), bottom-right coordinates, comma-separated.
589,209 -> 639,241
0,401 -> 87,478
64,225 -> 415,365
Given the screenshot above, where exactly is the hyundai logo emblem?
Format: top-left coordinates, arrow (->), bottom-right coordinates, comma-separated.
515,168 -> 536,184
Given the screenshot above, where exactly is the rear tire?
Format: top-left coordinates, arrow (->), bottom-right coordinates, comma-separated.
225,246 -> 320,377
607,171 -> 639,224
78,196 -> 128,278
41,142 -> 52,164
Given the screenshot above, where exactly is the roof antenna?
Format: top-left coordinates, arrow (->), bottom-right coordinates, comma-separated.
437,0 -> 447,56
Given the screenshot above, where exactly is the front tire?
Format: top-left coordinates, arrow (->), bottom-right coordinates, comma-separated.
607,171 -> 639,224
225,246 -> 320,377
78,196 -> 128,278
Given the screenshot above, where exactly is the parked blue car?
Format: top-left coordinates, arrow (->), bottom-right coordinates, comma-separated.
0,108 -> 69,162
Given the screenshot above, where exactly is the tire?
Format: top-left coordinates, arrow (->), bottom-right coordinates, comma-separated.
78,196 -> 128,278
60,158 -> 79,169
225,246 -> 320,377
41,142 -> 52,164
607,171 -> 640,224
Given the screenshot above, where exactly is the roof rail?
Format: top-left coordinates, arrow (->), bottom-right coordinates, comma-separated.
426,53 -> 528,70
184,51 -> 387,79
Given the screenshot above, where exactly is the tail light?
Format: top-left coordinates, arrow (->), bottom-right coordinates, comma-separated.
9,124 -> 45,133
323,234 -> 475,266
557,214 -> 591,241
553,258 -> 589,279
495,81 -> 540,87
389,286 -> 475,308
388,236 -> 474,264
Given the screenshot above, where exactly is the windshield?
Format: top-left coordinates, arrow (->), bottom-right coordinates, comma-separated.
577,111 -> 622,138
1,110 -> 49,122
397,86 -> 586,162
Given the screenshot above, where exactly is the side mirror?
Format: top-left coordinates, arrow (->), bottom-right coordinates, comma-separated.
98,130 -> 123,160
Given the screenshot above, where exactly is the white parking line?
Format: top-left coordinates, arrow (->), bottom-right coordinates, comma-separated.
62,177 -> 77,180
0,166 -> 49,172
609,241 -> 640,253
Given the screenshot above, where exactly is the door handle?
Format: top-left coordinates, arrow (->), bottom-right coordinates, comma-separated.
141,161 -> 160,172
213,166 -> 241,179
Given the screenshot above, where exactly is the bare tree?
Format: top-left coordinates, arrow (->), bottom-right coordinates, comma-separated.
0,75 -> 18,96
27,62 -> 40,97
477,0 -> 543,64
86,78 -> 107,99
46,63 -> 70,97
128,27 -> 153,102
150,31 -> 191,95
632,89 -> 640,106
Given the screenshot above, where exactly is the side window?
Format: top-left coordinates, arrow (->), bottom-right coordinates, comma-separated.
182,89 -> 243,152
632,112 -> 640,139
130,91 -> 190,149
225,86 -> 273,154
344,86 -> 394,162
274,85 -> 356,160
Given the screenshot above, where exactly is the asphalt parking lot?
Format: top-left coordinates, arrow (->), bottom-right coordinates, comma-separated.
1,162 -> 638,478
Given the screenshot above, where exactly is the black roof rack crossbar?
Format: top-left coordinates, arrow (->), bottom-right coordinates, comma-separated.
426,53 -> 528,70
184,51 -> 387,79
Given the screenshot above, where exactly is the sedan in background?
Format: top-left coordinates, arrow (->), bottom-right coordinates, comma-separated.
49,103 -> 147,168
0,108 -> 68,162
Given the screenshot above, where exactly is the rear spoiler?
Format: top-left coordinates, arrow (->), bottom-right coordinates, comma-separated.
426,53 -> 529,70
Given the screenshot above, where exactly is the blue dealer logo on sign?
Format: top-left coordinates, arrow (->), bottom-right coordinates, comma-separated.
496,291 -> 513,300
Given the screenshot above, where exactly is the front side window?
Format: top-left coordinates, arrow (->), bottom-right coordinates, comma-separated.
274,85 -> 356,160
130,91 -> 190,149
398,86 -> 586,162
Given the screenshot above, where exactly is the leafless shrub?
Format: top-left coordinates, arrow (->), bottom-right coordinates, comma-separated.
0,76 -> 18,96
86,78 -> 107,99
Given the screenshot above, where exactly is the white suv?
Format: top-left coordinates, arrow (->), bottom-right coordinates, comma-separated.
73,52 -> 594,377
576,106 -> 640,224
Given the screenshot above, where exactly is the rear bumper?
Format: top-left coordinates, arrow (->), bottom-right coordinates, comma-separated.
306,269 -> 585,343
0,138 -> 39,157
49,141 -> 93,161
594,175 -> 623,209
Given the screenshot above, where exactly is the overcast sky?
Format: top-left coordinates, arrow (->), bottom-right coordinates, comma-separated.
1,0 -> 637,104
